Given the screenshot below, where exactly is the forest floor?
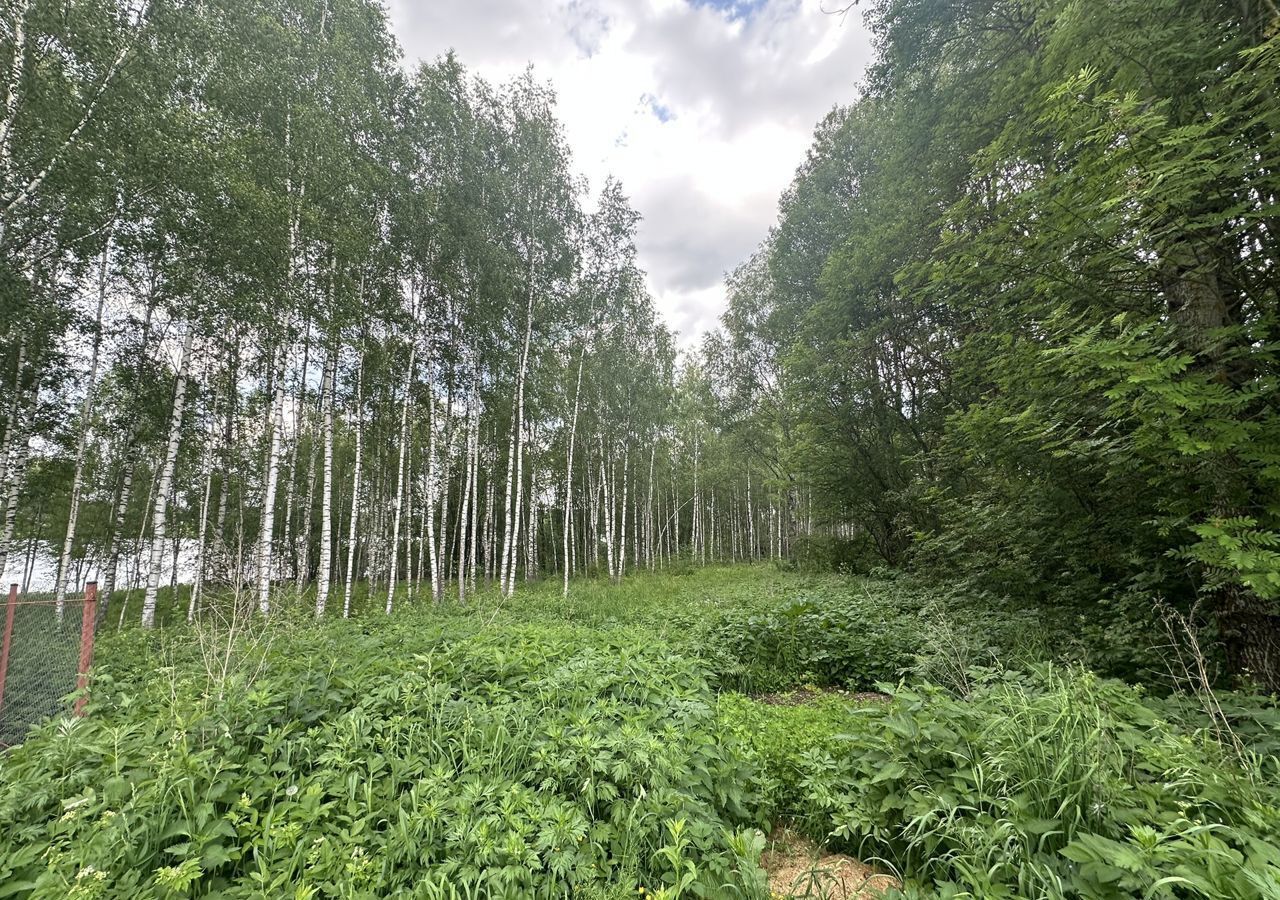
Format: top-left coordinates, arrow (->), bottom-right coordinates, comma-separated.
1,565 -> 1279,898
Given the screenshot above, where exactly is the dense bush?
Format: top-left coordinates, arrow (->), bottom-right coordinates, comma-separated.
3,568 -> 1270,898
716,693 -> 861,829
721,665 -> 1280,898
0,617 -> 768,899
705,586 -> 924,693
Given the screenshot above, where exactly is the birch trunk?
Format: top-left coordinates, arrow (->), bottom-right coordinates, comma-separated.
457,397 -> 475,603
501,271 -> 536,597
54,239 -> 110,614
283,318 -> 310,584
189,460 -> 213,623
425,385 -> 440,601
601,450 -> 614,579
257,350 -> 287,615
617,445 -> 629,582
563,349 -> 584,596
405,439 -> 416,604
141,328 -> 194,628
214,337 -> 239,580
482,472 -> 494,585
316,348 -> 335,616
0,0 -> 30,185
0,390 -> 32,586
525,476 -> 537,581
101,451 -> 134,611
645,443 -> 656,570
467,401 -> 480,593
342,358 -> 363,618
435,392 -> 453,594
385,348 -> 416,614
0,340 -> 26,498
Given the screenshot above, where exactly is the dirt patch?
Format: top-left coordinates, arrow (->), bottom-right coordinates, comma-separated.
753,686 -> 891,706
761,828 -> 900,899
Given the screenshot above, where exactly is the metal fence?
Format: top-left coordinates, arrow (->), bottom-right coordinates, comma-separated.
0,583 -> 100,747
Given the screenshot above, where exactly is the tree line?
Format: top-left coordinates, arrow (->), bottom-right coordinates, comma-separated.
704,0 -> 1280,688
8,0 -> 1276,691
0,0 -> 816,628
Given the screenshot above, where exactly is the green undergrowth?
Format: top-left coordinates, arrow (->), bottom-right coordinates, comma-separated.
720,667 -> 1280,899
0,616 -> 767,898
2,566 -> 1277,898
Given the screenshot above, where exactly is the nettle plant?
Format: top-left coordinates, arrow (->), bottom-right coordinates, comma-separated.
0,619 -> 770,899
779,666 -> 1280,899
708,586 -> 924,693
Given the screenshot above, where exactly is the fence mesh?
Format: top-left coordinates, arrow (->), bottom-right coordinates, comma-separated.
0,587 -> 99,747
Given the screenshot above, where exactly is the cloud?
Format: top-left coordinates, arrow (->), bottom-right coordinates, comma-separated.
633,173 -> 776,293
384,0 -> 874,346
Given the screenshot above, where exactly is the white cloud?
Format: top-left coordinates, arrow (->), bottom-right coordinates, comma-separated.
385,0 -> 873,347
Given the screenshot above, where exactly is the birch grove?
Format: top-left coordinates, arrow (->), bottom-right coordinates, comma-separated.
0,0 -> 819,626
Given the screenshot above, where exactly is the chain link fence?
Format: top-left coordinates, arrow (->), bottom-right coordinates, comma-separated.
0,583 -> 100,747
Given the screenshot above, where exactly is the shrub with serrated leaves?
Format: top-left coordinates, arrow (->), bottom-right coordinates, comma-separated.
0,616 -> 768,899
707,587 -> 924,693
727,664 -> 1280,898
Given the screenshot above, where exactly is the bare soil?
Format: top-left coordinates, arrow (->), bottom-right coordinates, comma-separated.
761,828 -> 900,899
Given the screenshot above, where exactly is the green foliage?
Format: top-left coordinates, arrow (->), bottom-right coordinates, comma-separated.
745,666 -> 1280,898
708,588 -> 921,693
707,0 -> 1280,685
717,693 -> 863,830
0,610 -> 767,898
6,567 -> 1280,898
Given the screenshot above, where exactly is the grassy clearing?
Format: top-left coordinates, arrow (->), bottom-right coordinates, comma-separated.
1,566 -> 1278,898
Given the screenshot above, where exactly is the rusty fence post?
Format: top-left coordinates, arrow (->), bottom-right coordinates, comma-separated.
74,582 -> 98,717
0,584 -> 15,715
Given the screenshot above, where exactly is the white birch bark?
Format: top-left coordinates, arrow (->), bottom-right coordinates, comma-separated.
316,348 -> 335,616
257,350 -> 287,615
466,397 -> 480,594
188,459 -> 213,622
101,448 -> 134,608
342,357 -> 363,618
525,472 -> 537,582
646,443 -> 656,570
501,269 -> 536,597
600,449 -> 614,579
435,392 -> 453,595
0,339 -> 25,586
482,472 -> 494,585
2,42 -> 129,232
385,347 -> 416,614
0,385 -> 33,586
0,0 -> 30,182
405,438 -> 416,604
562,348 -> 584,596
283,318 -> 310,586
456,396 -> 475,603
141,327 -> 194,628
0,339 -> 25,497
617,445 -> 629,581
54,236 -> 110,614
425,385 -> 440,602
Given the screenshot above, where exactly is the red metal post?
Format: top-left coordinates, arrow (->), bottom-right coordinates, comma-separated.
74,582 -> 98,717
0,584 -> 15,714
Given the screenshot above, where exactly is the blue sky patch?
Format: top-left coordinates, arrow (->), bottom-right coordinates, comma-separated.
688,0 -> 769,21
642,93 -> 675,123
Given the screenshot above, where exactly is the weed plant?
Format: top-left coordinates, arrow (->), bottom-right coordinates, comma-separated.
1,567 -> 1276,898
0,614 -> 767,898
720,665 -> 1280,899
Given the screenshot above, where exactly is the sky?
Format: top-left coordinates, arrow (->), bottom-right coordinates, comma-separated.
384,0 -> 874,346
